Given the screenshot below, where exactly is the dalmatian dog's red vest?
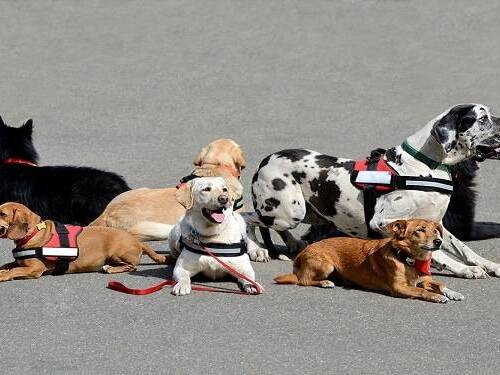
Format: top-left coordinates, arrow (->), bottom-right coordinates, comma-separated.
12,222 -> 82,275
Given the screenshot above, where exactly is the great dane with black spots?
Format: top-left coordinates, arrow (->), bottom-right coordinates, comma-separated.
245,104 -> 500,278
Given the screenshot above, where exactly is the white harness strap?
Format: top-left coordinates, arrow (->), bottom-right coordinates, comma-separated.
12,247 -> 78,260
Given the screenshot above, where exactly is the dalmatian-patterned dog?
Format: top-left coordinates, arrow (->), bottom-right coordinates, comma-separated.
247,104 -> 500,279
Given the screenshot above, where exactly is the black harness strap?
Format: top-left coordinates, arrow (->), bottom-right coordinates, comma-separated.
179,236 -> 247,257
233,196 -> 244,211
52,222 -> 71,276
178,174 -> 199,185
363,149 -> 386,238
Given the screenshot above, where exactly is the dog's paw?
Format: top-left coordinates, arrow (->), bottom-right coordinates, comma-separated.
459,266 -> 489,279
248,247 -> 271,263
431,294 -> 449,304
171,281 -> 191,296
320,280 -> 335,288
102,265 -> 112,273
483,263 -> 500,277
278,254 -> 292,261
241,281 -> 263,294
442,288 -> 465,301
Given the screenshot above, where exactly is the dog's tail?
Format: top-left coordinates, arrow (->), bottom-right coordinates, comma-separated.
127,221 -> 175,242
140,243 -> 174,264
273,273 -> 298,285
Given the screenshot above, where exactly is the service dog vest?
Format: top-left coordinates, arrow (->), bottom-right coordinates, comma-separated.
350,148 -> 454,237
12,222 -> 82,275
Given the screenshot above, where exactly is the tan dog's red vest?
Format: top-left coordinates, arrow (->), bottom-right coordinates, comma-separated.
12,222 -> 82,275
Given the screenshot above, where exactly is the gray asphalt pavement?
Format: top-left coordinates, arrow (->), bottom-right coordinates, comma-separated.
1,1 -> 500,374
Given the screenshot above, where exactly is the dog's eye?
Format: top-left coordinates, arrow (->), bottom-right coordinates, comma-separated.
0,212 -> 5,217
460,116 -> 476,130
203,187 -> 211,192
416,227 -> 426,233
222,188 -> 228,192
478,116 -> 488,124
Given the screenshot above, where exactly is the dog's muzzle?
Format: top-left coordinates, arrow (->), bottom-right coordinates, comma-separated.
475,134 -> 500,160
202,206 -> 227,224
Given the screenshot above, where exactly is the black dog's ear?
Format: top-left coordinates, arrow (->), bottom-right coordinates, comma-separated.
431,112 -> 458,153
0,116 -> 5,127
21,119 -> 33,134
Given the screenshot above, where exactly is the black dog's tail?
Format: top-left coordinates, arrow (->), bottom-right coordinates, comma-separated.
465,222 -> 500,241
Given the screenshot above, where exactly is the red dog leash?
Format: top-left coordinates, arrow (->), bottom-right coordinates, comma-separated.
107,244 -> 264,296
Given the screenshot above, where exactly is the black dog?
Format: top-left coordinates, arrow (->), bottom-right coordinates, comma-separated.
302,158 -> 500,244
0,116 -> 130,225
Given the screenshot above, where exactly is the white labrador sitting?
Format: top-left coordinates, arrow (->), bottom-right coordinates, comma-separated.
169,177 -> 263,296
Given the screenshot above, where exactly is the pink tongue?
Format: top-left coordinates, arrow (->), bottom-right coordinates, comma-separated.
210,211 -> 225,223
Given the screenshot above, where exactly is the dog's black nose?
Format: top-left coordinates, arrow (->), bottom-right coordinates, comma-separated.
218,195 -> 229,205
433,239 -> 442,248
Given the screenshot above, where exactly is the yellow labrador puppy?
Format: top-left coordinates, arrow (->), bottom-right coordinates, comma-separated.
169,177 -> 263,295
90,139 -> 246,241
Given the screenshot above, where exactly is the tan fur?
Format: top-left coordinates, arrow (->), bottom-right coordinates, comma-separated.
89,138 -> 246,241
274,219 -> 453,303
0,202 -> 168,281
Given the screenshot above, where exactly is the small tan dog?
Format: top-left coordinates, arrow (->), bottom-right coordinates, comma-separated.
0,202 -> 167,281
274,219 -> 464,303
90,138 -> 246,242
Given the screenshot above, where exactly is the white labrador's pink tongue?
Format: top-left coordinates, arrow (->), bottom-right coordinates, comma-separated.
210,211 -> 225,223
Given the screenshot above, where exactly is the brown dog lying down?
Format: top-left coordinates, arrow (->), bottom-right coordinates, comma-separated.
0,202 -> 167,281
90,138 -> 246,242
274,219 -> 464,303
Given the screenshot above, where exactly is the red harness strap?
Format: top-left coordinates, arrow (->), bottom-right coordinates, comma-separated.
107,244 -> 264,296
352,156 -> 397,193
4,157 -> 38,167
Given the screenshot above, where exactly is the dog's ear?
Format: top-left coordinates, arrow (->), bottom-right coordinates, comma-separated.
7,205 -> 41,240
21,119 -> 33,134
385,220 -> 407,239
432,104 -> 479,153
431,113 -> 458,153
436,223 -> 444,237
193,145 -> 208,167
0,115 -> 5,128
225,178 -> 243,202
175,183 -> 194,209
232,144 -> 246,173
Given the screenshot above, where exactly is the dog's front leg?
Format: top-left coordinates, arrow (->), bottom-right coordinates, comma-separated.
0,261 -> 18,271
234,260 -> 261,294
246,233 -> 271,263
432,250 -> 489,279
441,227 -> 500,277
0,265 -> 46,282
391,285 -> 449,303
171,253 -> 200,296
418,277 -> 464,301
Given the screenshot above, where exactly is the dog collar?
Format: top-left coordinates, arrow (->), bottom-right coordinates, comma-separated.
401,140 -> 451,173
15,222 -> 47,247
394,249 -> 432,275
3,157 -> 38,167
